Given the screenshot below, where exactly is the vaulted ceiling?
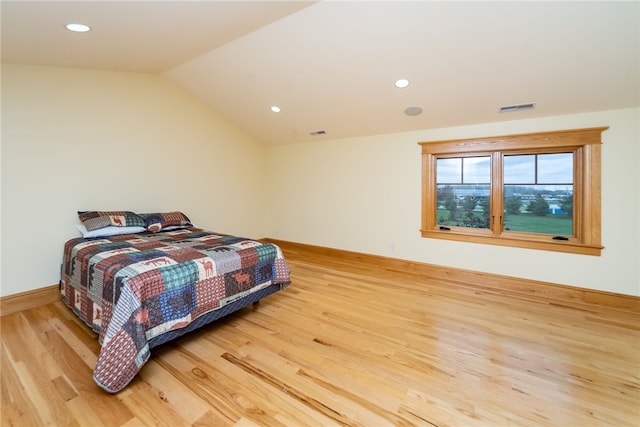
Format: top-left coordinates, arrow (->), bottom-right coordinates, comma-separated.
2,1 -> 638,145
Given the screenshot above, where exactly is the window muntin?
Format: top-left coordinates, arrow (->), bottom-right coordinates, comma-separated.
420,127 -> 607,256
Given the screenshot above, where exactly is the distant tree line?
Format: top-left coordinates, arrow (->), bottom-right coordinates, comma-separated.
505,194 -> 573,217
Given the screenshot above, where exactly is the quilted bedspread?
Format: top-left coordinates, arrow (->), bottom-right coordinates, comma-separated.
60,228 -> 290,393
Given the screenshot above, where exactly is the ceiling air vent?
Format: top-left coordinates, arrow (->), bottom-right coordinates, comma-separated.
309,130 -> 326,136
499,103 -> 536,113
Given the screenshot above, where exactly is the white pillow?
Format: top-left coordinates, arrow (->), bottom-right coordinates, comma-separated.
76,224 -> 147,238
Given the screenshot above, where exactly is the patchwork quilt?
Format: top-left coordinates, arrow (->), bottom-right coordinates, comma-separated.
60,228 -> 290,393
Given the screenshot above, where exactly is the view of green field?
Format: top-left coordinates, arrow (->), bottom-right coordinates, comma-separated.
437,209 -> 573,236
503,213 -> 572,235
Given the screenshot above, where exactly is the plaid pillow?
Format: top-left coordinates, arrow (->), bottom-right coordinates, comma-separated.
78,211 -> 146,231
139,211 -> 192,233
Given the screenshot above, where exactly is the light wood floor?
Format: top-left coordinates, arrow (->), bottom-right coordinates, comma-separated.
2,249 -> 639,426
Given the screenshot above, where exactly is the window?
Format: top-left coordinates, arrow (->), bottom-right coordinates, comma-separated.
419,127 -> 608,255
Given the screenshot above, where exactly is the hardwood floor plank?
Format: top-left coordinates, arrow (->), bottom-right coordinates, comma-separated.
1,344 -> 43,426
116,374 -> 191,427
161,336 -> 342,427
52,375 -> 79,402
16,305 -> 136,426
2,312 -> 79,426
136,356 -> 217,424
65,395 -> 106,427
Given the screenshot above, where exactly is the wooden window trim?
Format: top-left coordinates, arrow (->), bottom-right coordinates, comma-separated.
419,127 -> 608,256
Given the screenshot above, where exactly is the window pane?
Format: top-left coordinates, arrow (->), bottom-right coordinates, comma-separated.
538,153 -> 573,184
504,155 -> 535,184
437,156 -> 491,230
437,158 -> 461,183
503,184 -> 573,236
463,156 -> 490,183
504,153 -> 574,184
437,184 -> 490,229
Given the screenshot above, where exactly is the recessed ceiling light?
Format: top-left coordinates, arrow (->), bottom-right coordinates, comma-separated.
395,79 -> 410,88
65,23 -> 91,33
270,105 -> 281,113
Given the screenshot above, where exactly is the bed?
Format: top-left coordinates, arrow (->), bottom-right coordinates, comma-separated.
60,211 -> 290,393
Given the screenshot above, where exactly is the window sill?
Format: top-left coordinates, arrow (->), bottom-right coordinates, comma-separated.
420,229 -> 603,256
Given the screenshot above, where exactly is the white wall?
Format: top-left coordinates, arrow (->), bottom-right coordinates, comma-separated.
1,64 -> 267,297
265,108 -> 640,296
2,64 -> 638,298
